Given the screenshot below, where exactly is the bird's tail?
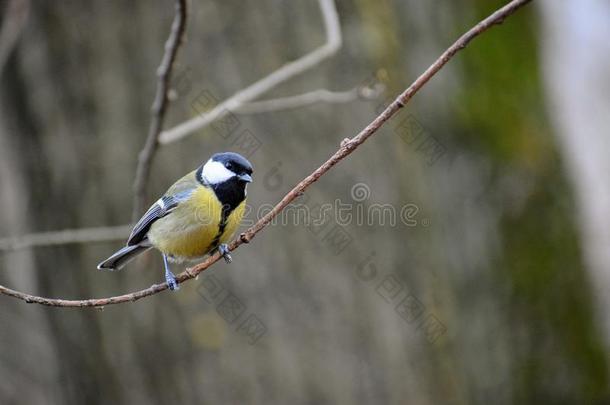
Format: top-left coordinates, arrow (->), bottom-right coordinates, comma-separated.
97,245 -> 151,271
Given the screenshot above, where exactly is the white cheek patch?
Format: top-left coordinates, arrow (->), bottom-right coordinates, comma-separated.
202,160 -> 235,184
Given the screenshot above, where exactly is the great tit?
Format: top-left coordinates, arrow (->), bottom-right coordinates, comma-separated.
97,152 -> 253,291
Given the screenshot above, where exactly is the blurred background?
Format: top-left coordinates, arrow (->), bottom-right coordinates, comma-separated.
1,0 -> 610,404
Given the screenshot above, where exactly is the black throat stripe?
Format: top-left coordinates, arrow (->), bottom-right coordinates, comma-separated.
208,204 -> 232,250
206,177 -> 246,251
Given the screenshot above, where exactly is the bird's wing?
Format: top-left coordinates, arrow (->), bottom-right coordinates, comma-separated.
127,190 -> 193,246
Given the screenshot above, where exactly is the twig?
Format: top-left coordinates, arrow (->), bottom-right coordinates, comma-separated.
0,0 -> 533,307
132,0 -> 188,219
234,83 -> 384,114
0,225 -> 131,251
158,0 -> 341,144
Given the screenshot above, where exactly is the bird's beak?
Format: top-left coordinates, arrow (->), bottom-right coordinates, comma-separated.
238,173 -> 252,183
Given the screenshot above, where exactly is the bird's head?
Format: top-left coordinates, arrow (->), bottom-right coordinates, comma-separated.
199,152 -> 253,186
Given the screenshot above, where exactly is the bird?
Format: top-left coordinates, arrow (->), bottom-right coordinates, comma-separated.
97,152 -> 253,291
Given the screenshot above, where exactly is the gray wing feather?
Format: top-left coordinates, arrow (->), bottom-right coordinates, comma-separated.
127,190 -> 192,246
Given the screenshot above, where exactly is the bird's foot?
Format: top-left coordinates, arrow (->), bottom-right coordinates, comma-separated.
165,269 -> 180,291
218,244 -> 232,264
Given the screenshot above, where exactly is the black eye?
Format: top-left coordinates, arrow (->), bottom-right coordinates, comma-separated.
225,163 -> 233,170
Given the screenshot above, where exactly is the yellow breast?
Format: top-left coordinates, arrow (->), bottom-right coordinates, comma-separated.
147,185 -> 246,260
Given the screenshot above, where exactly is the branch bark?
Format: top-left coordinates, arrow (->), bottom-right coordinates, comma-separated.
0,0 -> 533,308
132,0 -> 188,219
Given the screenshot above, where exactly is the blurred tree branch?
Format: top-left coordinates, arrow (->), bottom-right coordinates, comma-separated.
234,82 -> 385,114
0,0 -> 533,307
132,0 -> 188,219
0,225 -> 131,251
158,0 -> 341,144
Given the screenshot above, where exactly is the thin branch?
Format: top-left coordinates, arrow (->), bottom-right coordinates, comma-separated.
132,0 -> 188,219
158,0 -> 341,144
0,225 -> 131,251
234,82 -> 384,114
0,0 -> 533,307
